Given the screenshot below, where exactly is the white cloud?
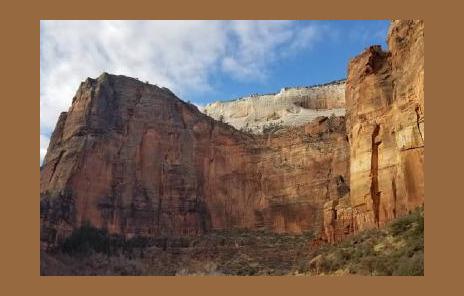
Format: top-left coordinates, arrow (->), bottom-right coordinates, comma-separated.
40,20 -> 226,132
40,134 -> 50,164
221,21 -> 320,81
287,26 -> 320,52
40,20 -> 322,163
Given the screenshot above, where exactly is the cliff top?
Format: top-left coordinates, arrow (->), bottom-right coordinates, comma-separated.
209,78 -> 346,105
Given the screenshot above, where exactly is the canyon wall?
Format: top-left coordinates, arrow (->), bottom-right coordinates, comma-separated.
203,80 -> 345,133
323,20 -> 424,243
40,20 -> 424,247
40,73 -> 349,244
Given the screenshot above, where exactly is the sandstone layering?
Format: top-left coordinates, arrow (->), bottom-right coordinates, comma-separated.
40,20 -> 424,246
203,80 -> 346,133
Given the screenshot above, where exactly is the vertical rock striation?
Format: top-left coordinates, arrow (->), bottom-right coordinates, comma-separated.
323,20 -> 424,243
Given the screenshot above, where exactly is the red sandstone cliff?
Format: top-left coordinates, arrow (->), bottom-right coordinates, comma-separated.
40,73 -> 349,244
323,20 -> 424,243
40,20 -> 424,247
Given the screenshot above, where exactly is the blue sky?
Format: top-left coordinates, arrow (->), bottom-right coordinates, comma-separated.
192,20 -> 389,104
40,20 -> 390,162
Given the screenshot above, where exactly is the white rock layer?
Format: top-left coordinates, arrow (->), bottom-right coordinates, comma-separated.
203,80 -> 346,133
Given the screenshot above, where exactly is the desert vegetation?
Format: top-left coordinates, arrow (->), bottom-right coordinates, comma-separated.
41,208 -> 423,276
308,207 -> 424,275
41,227 -> 314,275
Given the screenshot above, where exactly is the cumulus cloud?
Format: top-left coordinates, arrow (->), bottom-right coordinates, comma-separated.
40,20 -> 322,163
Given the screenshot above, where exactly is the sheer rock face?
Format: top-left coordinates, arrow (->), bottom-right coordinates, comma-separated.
203,81 -> 346,134
40,73 -> 349,243
40,20 -> 424,247
323,20 -> 424,243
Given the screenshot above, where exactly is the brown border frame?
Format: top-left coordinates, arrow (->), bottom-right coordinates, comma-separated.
1,0 -> 462,294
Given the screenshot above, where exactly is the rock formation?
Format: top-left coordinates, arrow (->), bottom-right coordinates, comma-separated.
40,74 -> 349,244
40,20 -> 424,248
203,80 -> 345,133
323,20 -> 424,243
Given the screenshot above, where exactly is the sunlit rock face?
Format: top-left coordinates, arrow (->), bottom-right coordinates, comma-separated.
203,80 -> 346,134
323,20 -> 424,243
40,73 -> 349,244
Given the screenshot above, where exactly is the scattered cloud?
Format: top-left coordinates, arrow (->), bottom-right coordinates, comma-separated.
40,21 -> 391,164
40,21 -> 320,126
40,20 -> 324,162
221,21 -> 321,81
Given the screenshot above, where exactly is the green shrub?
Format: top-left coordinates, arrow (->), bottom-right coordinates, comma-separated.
61,223 -> 111,255
310,207 -> 424,276
393,252 -> 424,276
59,223 -> 161,257
389,207 -> 424,236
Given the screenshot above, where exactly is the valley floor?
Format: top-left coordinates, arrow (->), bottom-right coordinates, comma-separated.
41,208 -> 423,276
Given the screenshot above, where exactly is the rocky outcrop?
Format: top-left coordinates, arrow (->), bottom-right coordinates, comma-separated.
323,20 -> 424,243
40,73 -> 349,244
203,80 -> 345,133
